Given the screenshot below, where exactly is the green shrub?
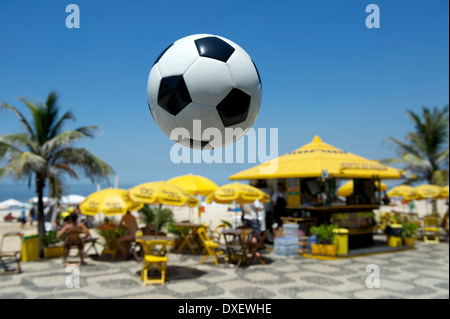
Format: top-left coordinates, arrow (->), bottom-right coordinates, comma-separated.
401,222 -> 418,238
310,224 -> 337,244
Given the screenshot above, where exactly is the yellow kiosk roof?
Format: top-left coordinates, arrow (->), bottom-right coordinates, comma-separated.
229,135 -> 406,180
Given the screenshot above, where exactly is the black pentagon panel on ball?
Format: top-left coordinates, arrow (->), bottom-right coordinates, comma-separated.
189,138 -> 210,150
252,60 -> 262,86
216,88 -> 251,127
158,75 -> 192,116
194,37 -> 235,62
153,43 -> 173,66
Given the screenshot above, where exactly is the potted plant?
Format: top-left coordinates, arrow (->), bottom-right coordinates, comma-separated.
401,221 -> 418,246
42,230 -> 65,258
167,222 -> 186,249
310,224 -> 337,256
139,204 -> 174,236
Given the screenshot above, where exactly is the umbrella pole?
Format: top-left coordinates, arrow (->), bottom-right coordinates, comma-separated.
155,203 -> 162,235
235,201 -> 238,229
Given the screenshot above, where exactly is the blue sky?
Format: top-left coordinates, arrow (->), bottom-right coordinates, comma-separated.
0,0 -> 448,189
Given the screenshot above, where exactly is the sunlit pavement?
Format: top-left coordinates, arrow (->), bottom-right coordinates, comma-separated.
0,240 -> 448,299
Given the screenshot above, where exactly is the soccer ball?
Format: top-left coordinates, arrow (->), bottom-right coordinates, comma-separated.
147,34 -> 262,150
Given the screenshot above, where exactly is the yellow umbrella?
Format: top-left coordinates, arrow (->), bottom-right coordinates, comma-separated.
230,135 -> 406,180
129,181 -> 199,231
387,185 -> 418,201
337,180 -> 388,197
441,185 -> 449,198
167,174 -> 219,196
206,182 -> 270,204
79,188 -> 143,216
129,181 -> 199,207
206,182 -> 269,228
167,174 -> 219,221
414,184 -> 443,199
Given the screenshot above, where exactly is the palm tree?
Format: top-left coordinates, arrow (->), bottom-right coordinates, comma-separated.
382,105 -> 449,186
0,91 -> 114,256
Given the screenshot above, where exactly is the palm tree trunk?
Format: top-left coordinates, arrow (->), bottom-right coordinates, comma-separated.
36,176 -> 46,258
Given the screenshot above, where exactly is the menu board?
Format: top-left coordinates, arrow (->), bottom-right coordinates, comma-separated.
287,178 -> 301,207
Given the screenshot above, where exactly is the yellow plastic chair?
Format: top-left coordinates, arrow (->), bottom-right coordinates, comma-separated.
422,216 -> 441,244
210,224 -> 226,244
198,227 -> 222,266
139,239 -> 172,286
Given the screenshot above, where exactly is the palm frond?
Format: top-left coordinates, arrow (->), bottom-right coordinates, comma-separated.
47,170 -> 65,199
52,147 -> 114,183
50,163 -> 79,180
7,152 -> 46,180
74,125 -> 101,138
0,167 -> 9,179
49,110 -> 75,138
0,102 -> 36,139
0,140 -> 24,157
0,133 -> 36,153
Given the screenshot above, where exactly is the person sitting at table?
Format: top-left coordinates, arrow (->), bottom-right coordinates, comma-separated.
241,199 -> 263,238
116,211 -> 139,260
57,212 -> 91,266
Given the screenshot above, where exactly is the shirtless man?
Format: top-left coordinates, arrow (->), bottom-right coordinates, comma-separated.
117,211 -> 139,259
57,212 -> 91,266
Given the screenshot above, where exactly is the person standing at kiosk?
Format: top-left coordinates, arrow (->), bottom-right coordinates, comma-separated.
271,183 -> 287,229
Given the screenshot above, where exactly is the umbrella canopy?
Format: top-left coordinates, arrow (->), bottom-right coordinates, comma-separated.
441,185 -> 449,198
129,181 -> 199,232
79,188 -> 143,216
128,181 -> 199,207
29,196 -> 50,204
0,198 -> 28,210
414,184 -> 443,200
387,185 -> 418,201
167,174 -> 219,196
206,182 -> 270,205
53,194 -> 86,205
229,135 -> 406,180
337,180 -> 388,197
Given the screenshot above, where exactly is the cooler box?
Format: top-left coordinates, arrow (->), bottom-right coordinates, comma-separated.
274,237 -> 298,257
22,234 -> 39,262
283,223 -> 299,238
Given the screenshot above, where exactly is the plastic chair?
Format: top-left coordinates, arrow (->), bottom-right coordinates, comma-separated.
422,216 -> 441,244
139,239 -> 172,286
0,232 -> 24,274
210,224 -> 226,243
197,227 -> 223,266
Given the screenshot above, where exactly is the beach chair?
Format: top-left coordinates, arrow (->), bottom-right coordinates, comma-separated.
422,216 -> 441,244
140,239 -> 172,286
198,227 -> 223,266
246,229 -> 270,266
0,232 -> 24,274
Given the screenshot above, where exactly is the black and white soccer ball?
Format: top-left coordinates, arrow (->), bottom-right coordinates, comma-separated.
147,34 -> 262,150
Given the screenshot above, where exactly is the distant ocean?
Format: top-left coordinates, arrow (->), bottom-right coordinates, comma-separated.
0,183 -> 134,203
